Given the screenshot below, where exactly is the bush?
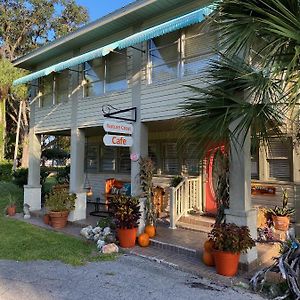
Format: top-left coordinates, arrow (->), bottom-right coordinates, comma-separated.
0,161 -> 13,181
0,182 -> 23,214
12,168 -> 28,187
55,165 -> 70,184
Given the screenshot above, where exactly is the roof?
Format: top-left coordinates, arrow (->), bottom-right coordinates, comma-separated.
13,0 -> 200,70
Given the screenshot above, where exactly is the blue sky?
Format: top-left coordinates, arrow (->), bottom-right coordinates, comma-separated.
75,0 -> 136,21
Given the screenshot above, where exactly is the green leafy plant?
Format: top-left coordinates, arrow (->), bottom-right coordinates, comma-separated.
45,189 -> 76,212
209,223 -> 255,254
97,217 -> 116,230
110,195 -> 141,229
268,188 -> 295,217
0,160 -> 13,181
139,157 -> 156,225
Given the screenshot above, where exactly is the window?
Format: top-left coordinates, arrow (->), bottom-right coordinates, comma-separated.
148,31 -> 180,83
84,58 -> 105,97
251,146 -> 259,179
56,70 -> 69,103
106,50 -> 127,92
183,24 -> 216,76
184,143 -> 200,174
148,24 -> 217,83
267,138 -> 291,181
83,50 -> 127,97
86,144 -> 98,172
119,147 -> 131,173
163,143 -> 179,174
40,76 -> 53,107
100,146 -> 117,172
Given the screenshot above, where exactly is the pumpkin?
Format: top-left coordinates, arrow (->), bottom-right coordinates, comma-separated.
138,233 -> 150,247
204,239 -> 214,252
145,225 -> 156,238
202,250 -> 215,267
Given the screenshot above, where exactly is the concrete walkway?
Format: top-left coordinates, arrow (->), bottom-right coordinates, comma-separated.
0,256 -> 265,300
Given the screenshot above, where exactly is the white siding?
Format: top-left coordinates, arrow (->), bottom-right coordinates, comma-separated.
77,90 -> 132,128
34,101 -> 72,133
141,76 -> 203,121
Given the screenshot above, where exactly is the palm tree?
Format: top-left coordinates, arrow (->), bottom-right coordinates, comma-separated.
181,0 -> 300,223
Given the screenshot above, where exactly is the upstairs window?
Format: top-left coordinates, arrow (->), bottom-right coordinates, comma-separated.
84,58 -> 105,97
40,75 -> 53,108
148,31 -> 180,83
56,70 -> 70,103
148,24 -> 217,83
83,50 -> 127,97
183,24 -> 216,76
106,50 -> 127,93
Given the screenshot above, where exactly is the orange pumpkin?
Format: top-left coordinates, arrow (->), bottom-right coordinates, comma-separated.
138,233 -> 150,247
204,239 -> 214,252
145,225 -> 156,238
202,250 -> 215,266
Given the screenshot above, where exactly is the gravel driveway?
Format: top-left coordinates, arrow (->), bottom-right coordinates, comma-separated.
0,255 -> 264,300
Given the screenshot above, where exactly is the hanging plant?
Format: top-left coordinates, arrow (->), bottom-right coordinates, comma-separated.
139,157 -> 156,226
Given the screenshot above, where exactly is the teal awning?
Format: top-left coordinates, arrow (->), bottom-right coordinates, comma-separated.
13,5 -> 213,86
118,5 -> 214,49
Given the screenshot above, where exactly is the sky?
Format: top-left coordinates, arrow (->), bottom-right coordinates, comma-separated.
75,0 -> 136,21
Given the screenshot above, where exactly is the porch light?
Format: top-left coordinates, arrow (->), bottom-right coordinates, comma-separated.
86,186 -> 93,197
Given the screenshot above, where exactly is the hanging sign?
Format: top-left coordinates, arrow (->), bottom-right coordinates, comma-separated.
103,120 -> 133,135
103,134 -> 133,147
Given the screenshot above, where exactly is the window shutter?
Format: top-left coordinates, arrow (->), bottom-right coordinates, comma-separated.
267,139 -> 291,180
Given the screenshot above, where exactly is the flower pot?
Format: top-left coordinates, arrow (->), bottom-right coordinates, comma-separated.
43,214 -> 51,225
272,215 -> 290,231
117,227 -> 137,248
213,250 -> 240,277
7,205 -> 16,216
49,211 -> 69,228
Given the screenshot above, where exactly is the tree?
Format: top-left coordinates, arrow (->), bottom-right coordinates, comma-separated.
0,0 -> 89,164
183,0 -> 300,158
182,0 -> 300,223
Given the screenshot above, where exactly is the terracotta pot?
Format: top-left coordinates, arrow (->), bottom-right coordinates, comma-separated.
7,205 -> 16,216
213,250 -> 240,277
49,211 -> 69,228
43,214 -> 51,225
272,215 -> 290,231
117,227 -> 137,248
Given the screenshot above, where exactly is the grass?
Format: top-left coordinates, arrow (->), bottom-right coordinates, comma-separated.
0,217 -> 117,265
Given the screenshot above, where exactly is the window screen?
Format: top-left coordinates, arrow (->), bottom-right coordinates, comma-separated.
84,58 -> 104,97
56,70 -> 69,103
100,146 -> 116,172
119,147 -> 131,173
163,143 -> 179,174
267,139 -> 291,181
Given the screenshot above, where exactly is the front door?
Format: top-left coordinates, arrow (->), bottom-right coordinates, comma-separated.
205,146 -> 226,215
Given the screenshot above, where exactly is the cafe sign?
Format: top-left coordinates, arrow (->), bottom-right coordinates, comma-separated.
103,134 -> 133,147
103,120 -> 133,135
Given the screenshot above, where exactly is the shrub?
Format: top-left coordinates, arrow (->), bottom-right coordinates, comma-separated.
0,161 -> 13,181
0,182 -> 23,214
12,168 -> 28,187
45,189 -> 76,212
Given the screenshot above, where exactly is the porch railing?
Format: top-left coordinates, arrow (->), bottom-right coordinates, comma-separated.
169,176 -> 202,229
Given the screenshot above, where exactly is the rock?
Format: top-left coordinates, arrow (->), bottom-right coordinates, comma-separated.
103,227 -> 111,236
101,243 -> 119,254
93,234 -> 101,242
92,227 -> 102,234
80,226 -> 93,239
97,240 -> 106,250
104,234 -> 116,244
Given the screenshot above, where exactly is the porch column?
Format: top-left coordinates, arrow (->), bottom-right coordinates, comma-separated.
293,141 -> 300,236
24,129 -> 41,211
225,125 -> 258,267
130,40 -> 148,234
68,128 -> 86,221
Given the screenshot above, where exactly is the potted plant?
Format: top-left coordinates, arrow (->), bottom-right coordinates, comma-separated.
268,188 -> 295,231
209,223 -> 255,277
6,194 -> 17,216
110,194 -> 141,248
44,189 -> 76,228
139,157 -> 156,237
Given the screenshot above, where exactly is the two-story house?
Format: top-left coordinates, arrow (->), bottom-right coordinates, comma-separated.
13,0 -> 300,266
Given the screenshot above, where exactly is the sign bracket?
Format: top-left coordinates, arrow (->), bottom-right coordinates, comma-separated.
102,104 -> 137,122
